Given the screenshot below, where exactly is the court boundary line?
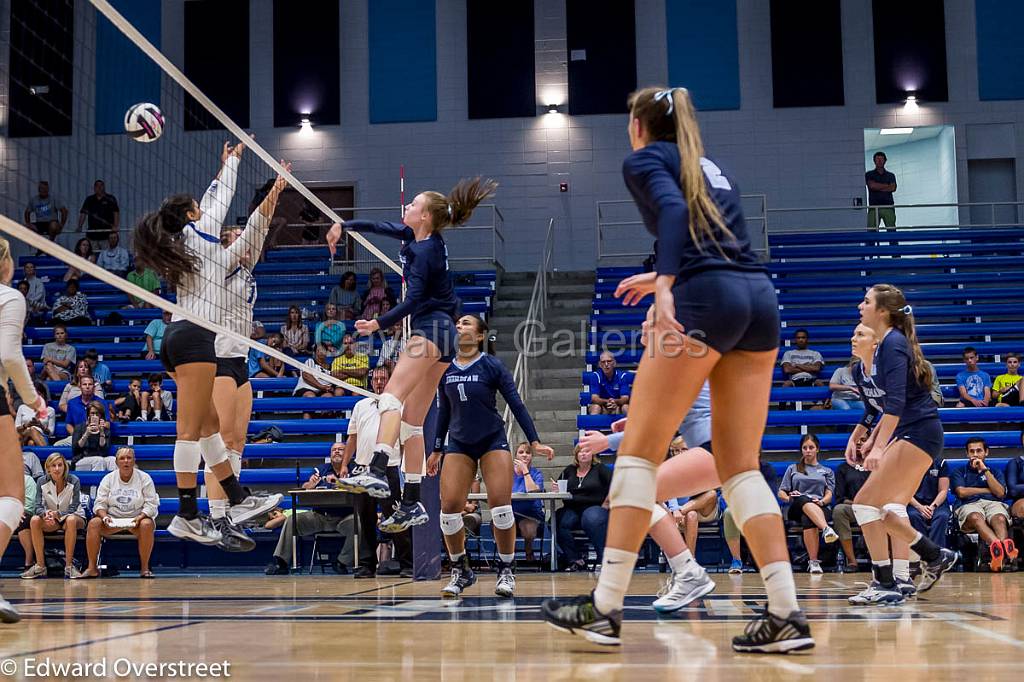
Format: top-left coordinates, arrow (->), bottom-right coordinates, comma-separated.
2,622 -> 199,659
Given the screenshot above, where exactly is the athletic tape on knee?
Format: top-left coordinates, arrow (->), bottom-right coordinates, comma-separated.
0,496 -> 24,532
721,470 -> 782,529
882,503 -> 908,519
199,433 -> 229,467
204,448 -> 242,476
440,512 -> 464,536
608,456 -> 658,510
377,392 -> 403,415
399,421 -> 423,446
649,503 -> 668,528
491,505 -> 515,530
853,503 -> 882,526
173,440 -> 202,474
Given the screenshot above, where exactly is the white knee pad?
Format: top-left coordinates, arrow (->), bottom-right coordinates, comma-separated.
199,433 -> 229,468
440,512 -> 464,536
491,505 -> 515,530
853,503 -> 882,526
377,392 -> 403,415
0,496 -> 24,532
204,448 -> 242,476
721,470 -> 782,529
173,440 -> 202,474
608,456 -> 658,510
400,421 -> 423,446
649,502 -> 668,529
882,503 -> 908,519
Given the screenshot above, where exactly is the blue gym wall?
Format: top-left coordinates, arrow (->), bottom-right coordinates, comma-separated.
94,0 -> 162,135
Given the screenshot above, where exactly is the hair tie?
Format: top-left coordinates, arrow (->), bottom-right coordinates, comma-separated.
446,203 -> 453,219
901,305 -> 913,315
653,87 -> 687,115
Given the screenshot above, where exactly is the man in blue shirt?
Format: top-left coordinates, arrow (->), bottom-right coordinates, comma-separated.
908,460 -> 951,551
587,352 -> 632,415
64,376 -> 109,436
951,437 -> 1014,571
865,151 -> 897,228
955,346 -> 992,408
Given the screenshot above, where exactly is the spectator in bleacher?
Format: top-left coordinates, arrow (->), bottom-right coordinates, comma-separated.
780,329 -> 825,387
314,302 -> 345,353
21,453 -> 85,579
832,461 -> 871,571
331,334 -> 369,394
59,239 -> 93,283
41,324 -> 75,381
23,451 -> 43,479
126,262 -> 161,308
253,333 -> 287,379
143,309 -> 171,360
251,319 -> 266,343
778,434 -> 838,574
96,231 -> 130,278
462,478 -> 483,537
24,180 -> 68,243
829,358 -> 864,410
668,488 -> 720,557
77,447 -> 159,579
865,151 -> 897,228
359,267 -> 397,320
13,473 -> 39,571
512,442 -> 546,564
77,179 -> 119,244
15,382 -> 54,447
58,360 -> 104,413
587,351 -> 631,416
556,445 -> 612,571
955,346 -> 992,408
140,373 -> 173,422
378,323 -> 405,372
328,271 -> 361,320
265,442 -> 357,575
1007,433 -> 1024,526
951,437 -> 1014,571
114,377 -> 144,422
279,305 -> 310,355
70,401 -> 113,471
51,279 -> 91,326
19,262 -> 49,323
908,460 -> 951,553
83,349 -> 112,393
65,379 -> 109,437
991,353 -> 1021,406
724,456 -> 779,573
924,359 -> 943,406
293,345 -> 338,411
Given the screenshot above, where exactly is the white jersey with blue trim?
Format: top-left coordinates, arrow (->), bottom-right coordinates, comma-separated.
172,223 -> 234,326
215,263 -> 257,359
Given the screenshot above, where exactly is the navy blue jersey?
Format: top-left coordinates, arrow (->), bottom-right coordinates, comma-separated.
855,329 -> 938,430
852,361 -> 885,430
345,220 -> 460,329
434,354 -> 539,450
622,142 -> 764,280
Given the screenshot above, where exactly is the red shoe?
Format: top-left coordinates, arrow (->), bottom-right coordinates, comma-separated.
990,540 -> 1005,572
1003,538 -> 1019,561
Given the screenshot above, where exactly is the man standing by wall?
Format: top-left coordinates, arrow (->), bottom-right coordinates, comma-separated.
866,152 -> 897,228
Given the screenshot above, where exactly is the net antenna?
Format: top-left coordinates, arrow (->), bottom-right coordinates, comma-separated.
88,0 -> 401,276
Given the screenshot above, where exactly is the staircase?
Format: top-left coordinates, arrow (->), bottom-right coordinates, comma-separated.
490,270 -> 595,477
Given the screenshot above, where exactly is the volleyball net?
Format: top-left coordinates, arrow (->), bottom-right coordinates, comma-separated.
0,0 -> 411,398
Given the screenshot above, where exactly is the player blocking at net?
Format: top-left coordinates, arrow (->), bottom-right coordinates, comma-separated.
329,178 -> 497,533
133,142 -> 283,546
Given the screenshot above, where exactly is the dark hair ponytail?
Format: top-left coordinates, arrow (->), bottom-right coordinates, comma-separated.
133,193 -> 200,289
466,314 -> 496,354
871,284 -> 931,389
423,178 -> 498,231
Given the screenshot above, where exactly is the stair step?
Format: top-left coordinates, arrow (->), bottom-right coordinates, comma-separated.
533,374 -> 583,389
500,284 -> 594,298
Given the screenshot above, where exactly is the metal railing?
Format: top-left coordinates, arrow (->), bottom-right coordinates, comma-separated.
596,194 -> 769,264
503,218 -> 554,444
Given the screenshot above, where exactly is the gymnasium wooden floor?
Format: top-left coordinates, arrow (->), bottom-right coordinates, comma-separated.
0,572 -> 1020,681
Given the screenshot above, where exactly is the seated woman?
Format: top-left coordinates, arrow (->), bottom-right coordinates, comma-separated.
829,357 -> 864,410
51,279 -> 91,326
279,305 -> 310,356
359,267 -> 397,320
15,382 -> 55,446
78,447 -> 160,579
314,303 -> 346,355
70,402 -> 113,471
670,490 -> 721,556
512,442 -> 546,563
555,445 -> 612,572
328,271 -> 362,321
778,434 -> 838,575
253,334 -> 287,378
21,454 -> 85,579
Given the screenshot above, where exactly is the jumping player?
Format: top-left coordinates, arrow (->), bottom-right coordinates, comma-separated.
327,178 -> 497,533
425,314 -> 554,598
542,86 -> 811,653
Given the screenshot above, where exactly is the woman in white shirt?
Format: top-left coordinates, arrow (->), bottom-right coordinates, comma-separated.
15,381 -> 54,446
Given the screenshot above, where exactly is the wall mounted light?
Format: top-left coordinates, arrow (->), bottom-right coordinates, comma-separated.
880,127 -> 913,135
548,104 -> 559,114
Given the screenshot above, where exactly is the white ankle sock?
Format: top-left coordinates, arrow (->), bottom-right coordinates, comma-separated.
667,549 -> 695,574
450,552 -> 465,562
760,561 -> 799,619
893,558 -> 910,581
498,552 -> 515,565
593,547 -> 637,614
209,499 -> 227,520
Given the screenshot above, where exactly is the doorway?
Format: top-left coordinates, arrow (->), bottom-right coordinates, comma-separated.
863,125 -> 957,227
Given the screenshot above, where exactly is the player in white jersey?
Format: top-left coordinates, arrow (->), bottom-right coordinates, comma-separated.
206,164 -> 290,552
0,237 -> 49,622
133,143 -> 281,546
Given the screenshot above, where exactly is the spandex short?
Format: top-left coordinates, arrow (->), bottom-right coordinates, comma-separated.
445,432 -> 511,461
0,386 -> 9,417
891,417 -> 945,463
160,320 -> 216,372
673,269 -> 780,355
410,311 -> 458,363
216,356 -> 249,388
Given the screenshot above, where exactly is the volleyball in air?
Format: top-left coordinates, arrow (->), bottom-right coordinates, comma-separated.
124,102 -> 164,143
